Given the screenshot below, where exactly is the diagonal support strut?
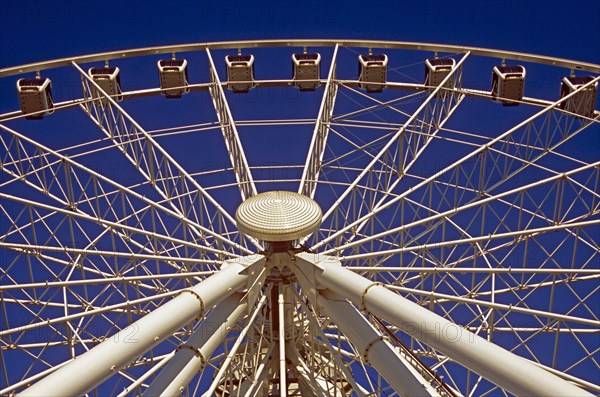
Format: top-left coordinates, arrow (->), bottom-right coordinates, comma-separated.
293,253 -> 593,397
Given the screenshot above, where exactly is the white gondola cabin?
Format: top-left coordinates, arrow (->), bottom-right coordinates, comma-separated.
158,59 -> 189,98
425,58 -> 456,89
17,78 -> 54,120
358,54 -> 387,93
559,76 -> 597,118
492,65 -> 526,106
89,66 -> 122,101
292,53 -> 321,91
226,55 -> 255,93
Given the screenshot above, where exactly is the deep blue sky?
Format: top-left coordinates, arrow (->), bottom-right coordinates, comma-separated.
1,0 -> 598,68
0,1 -> 598,394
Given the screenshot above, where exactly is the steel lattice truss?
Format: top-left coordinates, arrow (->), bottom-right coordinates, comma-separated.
0,40 -> 599,396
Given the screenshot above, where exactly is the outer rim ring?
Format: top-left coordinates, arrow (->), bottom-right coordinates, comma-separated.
1,38 -> 599,77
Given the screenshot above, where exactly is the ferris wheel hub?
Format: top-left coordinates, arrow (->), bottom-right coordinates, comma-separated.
235,191 -> 322,242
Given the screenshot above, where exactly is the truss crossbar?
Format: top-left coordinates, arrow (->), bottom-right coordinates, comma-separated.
341,218 -> 600,259
314,71 -> 467,248
0,113 -> 249,257
315,76 -> 600,252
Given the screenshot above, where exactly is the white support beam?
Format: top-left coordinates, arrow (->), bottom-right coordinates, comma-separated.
0,241 -> 225,264
205,292 -> 269,396
315,289 -> 442,397
0,361 -> 72,396
0,289 -> 181,338
285,346 -> 336,397
294,253 -> 592,397
388,285 -> 599,327
242,345 -> 275,397
18,255 -> 264,397
142,292 -> 248,396
278,284 -> 287,397
289,288 -> 368,395
0,193 -> 217,257
206,48 -> 257,201
116,353 -> 174,397
305,89 -> 467,249
0,124 -> 234,281
0,271 -> 216,292
342,93 -> 466,245
299,44 -> 339,198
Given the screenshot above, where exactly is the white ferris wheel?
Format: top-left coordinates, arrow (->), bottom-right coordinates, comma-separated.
0,39 -> 598,397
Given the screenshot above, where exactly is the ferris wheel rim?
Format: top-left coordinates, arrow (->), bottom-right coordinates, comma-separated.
1,38 -> 599,77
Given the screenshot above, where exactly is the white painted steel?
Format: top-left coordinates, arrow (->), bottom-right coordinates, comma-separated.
2,39 -> 599,77
204,293 -> 269,396
73,61 -> 256,251
278,285 -> 287,397
299,44 -> 339,198
243,345 -> 276,397
316,290 -> 442,397
0,123 -> 249,255
142,293 -> 248,396
116,354 -> 174,397
316,76 -> 600,252
341,218 -> 600,260
295,253 -> 592,397
320,52 -> 471,225
206,48 -> 257,201
18,256 -> 264,397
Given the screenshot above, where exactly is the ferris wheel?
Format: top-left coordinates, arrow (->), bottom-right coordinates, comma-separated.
0,39 -> 598,397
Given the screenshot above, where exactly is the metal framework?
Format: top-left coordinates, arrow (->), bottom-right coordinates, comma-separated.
299,44 -> 339,198
206,49 -> 257,201
1,40 -> 598,397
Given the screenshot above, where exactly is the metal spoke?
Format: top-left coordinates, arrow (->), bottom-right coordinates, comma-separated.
0,123 -> 249,255
314,77 -> 600,252
206,48 -> 257,201
294,253 -> 592,396
319,52 -> 470,221
299,44 -> 339,198
73,62 -> 258,250
311,53 -> 470,251
330,162 -> 599,255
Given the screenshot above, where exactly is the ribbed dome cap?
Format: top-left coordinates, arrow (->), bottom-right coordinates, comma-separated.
235,191 -> 322,241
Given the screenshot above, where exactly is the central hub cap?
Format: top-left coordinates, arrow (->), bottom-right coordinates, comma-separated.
235,191 -> 322,242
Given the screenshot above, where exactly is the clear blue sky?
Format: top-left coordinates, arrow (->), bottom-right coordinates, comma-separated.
1,0 -> 598,68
